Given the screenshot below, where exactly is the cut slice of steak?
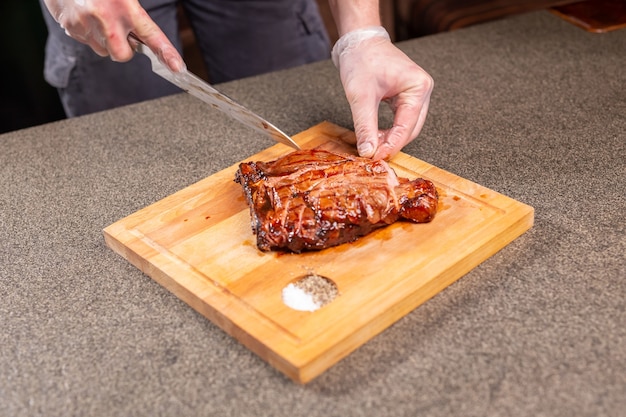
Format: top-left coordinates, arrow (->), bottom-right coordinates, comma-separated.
234,149 -> 438,252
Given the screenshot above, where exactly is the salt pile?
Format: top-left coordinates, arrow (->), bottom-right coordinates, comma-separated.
281,274 -> 338,312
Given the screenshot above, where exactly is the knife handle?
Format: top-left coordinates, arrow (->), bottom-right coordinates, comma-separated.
127,32 -> 144,51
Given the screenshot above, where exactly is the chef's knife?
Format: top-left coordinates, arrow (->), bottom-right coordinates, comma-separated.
128,33 -> 299,150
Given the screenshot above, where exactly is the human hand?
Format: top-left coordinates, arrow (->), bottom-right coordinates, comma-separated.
42,0 -> 184,72
332,27 -> 434,160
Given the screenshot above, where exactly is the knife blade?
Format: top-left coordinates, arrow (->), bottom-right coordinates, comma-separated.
128,33 -> 300,150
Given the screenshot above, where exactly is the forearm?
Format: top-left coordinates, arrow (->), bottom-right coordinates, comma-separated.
327,0 -> 381,36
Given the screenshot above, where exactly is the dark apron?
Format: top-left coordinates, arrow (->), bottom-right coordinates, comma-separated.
39,0 -> 330,117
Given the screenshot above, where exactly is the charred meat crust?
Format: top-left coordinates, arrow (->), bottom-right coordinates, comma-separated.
234,149 -> 438,252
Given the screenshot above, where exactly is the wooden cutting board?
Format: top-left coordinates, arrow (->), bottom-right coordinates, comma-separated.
104,122 -> 533,383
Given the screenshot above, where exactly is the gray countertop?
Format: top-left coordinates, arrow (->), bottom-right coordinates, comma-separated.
1,11 -> 624,417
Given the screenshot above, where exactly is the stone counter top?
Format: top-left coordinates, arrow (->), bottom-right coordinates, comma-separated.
1,11 -> 624,417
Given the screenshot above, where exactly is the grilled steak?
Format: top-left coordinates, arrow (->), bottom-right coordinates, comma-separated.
234,149 -> 438,252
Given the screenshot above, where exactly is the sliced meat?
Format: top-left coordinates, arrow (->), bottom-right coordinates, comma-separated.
235,149 -> 438,252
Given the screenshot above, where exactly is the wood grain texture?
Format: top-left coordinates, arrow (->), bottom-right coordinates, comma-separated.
103,122 -> 534,383
550,0 -> 626,33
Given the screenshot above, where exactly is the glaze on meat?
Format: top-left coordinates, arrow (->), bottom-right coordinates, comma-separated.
234,149 -> 438,252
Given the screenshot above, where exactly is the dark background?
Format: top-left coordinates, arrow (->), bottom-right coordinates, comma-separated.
0,1 -> 66,134
0,0 -> 598,134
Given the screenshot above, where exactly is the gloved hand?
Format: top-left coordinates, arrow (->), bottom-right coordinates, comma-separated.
332,27 -> 434,160
42,0 -> 184,72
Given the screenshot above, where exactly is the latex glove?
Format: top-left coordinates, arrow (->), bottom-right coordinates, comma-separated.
332,27 -> 433,160
42,0 -> 184,72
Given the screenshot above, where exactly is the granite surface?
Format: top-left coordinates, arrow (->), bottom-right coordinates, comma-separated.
1,11 -> 624,417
